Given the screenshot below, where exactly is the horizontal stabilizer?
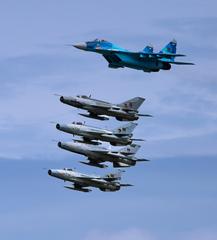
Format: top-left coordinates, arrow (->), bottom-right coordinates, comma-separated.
131,138 -> 145,142
159,59 -> 194,65
169,61 -> 195,65
138,113 -> 153,117
79,113 -> 109,121
136,158 -> 150,162
120,183 -> 133,187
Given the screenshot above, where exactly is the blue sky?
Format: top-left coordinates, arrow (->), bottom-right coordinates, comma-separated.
0,0 -> 217,239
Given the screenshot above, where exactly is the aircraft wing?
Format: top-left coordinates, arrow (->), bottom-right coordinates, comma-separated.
90,149 -> 110,154
75,176 -> 101,180
88,103 -> 111,109
96,48 -> 186,59
103,53 -> 122,64
107,152 -> 150,161
107,152 -> 127,159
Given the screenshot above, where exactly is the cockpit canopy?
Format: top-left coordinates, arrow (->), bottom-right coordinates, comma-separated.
63,168 -> 74,171
72,121 -> 83,125
92,38 -> 107,43
76,95 -> 89,99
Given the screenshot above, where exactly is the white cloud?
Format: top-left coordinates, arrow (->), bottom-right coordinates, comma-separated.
84,228 -> 156,240
179,229 -> 217,240
84,228 -> 217,240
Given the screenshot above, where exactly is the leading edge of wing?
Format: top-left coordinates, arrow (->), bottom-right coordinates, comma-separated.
95,48 -> 186,58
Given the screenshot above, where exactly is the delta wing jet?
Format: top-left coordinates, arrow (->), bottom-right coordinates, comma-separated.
73,39 -> 194,72
57,141 -> 149,168
56,121 -> 143,146
48,168 -> 132,192
59,95 -> 152,121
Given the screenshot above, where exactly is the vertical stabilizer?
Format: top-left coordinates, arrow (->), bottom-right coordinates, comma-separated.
119,144 -> 141,156
118,97 -> 145,110
160,39 -> 177,55
112,122 -> 137,136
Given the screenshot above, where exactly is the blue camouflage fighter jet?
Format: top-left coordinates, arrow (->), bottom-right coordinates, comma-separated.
73,39 -> 194,72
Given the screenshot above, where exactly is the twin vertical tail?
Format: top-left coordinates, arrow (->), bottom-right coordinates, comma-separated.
159,39 -> 194,65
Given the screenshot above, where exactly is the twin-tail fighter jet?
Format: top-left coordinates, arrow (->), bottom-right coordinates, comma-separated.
57,141 -> 149,168
59,94 -> 152,121
48,168 -> 132,192
73,39 -> 194,72
56,121 -> 143,146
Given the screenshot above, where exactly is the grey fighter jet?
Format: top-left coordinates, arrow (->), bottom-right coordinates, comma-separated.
59,95 -> 152,121
56,121 -> 143,146
57,141 -> 149,168
48,168 -> 132,192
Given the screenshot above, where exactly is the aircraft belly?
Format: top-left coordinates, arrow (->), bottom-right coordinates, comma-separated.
81,132 -> 96,139
88,152 -> 113,162
108,110 -> 136,121
119,56 -> 163,72
75,178 -> 116,191
87,108 -> 134,120
101,135 -> 128,145
89,152 -> 134,166
64,145 -> 87,156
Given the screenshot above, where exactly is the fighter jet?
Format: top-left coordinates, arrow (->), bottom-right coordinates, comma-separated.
59,94 -> 152,121
57,141 -> 149,168
73,39 -> 194,72
56,121 -> 143,146
48,168 -> 132,192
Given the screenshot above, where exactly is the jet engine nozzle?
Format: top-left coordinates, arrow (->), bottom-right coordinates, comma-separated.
58,142 -> 62,148
56,124 -> 60,130
60,96 -> 64,102
162,63 -> 171,70
48,169 -> 52,175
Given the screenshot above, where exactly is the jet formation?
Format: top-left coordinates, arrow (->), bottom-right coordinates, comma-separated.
48,168 -> 132,192
48,95 -> 149,192
48,38 -> 194,192
73,39 -> 194,72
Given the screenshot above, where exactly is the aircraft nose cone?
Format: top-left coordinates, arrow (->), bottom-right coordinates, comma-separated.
73,43 -> 87,50
48,169 -> 52,175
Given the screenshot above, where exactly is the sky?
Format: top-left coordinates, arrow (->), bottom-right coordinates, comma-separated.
0,0 -> 217,239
